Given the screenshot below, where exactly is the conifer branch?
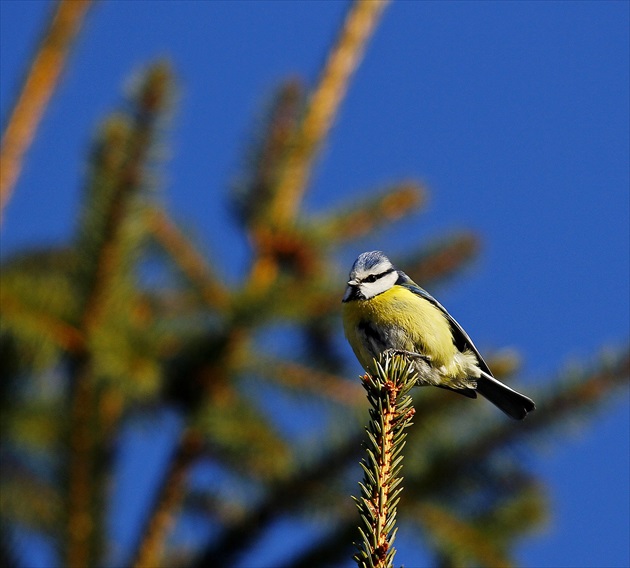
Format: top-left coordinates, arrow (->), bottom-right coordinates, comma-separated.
65,360 -> 99,568
269,0 -> 390,225
66,64 -> 172,568
131,429 -> 204,568
147,206 -> 230,310
193,434 -> 363,568
400,233 -> 481,286
253,357 -> 364,406
401,353 -> 630,505
233,80 -> 304,228
77,64 -> 171,334
353,354 -> 417,568
0,0 -> 92,220
416,502 -> 514,568
296,355 -> 626,568
315,182 -> 426,242
247,0 -> 389,292
443,352 -> 630,464
0,290 -> 84,354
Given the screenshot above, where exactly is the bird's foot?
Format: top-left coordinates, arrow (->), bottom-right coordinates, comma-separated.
383,349 -> 431,363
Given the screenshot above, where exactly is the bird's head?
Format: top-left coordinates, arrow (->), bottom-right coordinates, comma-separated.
343,251 -> 399,302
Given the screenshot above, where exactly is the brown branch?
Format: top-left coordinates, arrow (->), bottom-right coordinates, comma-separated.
193,434 -> 363,568
416,503 -> 514,568
401,233 -> 481,287
0,291 -> 85,354
0,0 -> 92,220
269,0 -> 390,225
234,79 -> 304,228
370,383 -> 399,565
247,0 -> 389,291
66,359 -> 98,568
131,428 -> 204,568
354,356 -> 417,568
253,357 -> 364,406
316,182 -> 426,242
80,138 -> 148,334
147,207 -> 230,311
66,65 -> 171,567
78,64 -> 171,331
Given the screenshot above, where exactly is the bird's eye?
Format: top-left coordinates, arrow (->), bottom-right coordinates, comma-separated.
364,274 -> 378,283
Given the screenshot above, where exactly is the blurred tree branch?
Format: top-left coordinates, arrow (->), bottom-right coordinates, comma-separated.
65,63 -> 172,568
248,0 -> 390,291
0,0 -> 92,221
269,0 -> 390,224
132,429 -> 205,568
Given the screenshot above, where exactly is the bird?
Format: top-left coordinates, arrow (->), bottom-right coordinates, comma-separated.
342,250 -> 535,420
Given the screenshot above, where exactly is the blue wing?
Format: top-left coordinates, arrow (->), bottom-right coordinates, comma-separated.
395,271 -> 494,377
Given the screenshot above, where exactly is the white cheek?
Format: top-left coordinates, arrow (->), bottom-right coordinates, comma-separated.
360,271 -> 398,298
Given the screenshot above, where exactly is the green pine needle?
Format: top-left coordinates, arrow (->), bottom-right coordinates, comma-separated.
353,353 -> 418,568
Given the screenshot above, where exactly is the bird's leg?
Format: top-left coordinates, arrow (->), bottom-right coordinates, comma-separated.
383,348 -> 431,364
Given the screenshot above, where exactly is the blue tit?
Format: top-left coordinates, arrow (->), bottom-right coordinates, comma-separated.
342,251 -> 535,420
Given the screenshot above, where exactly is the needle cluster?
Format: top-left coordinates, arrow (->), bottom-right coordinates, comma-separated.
353,354 -> 418,568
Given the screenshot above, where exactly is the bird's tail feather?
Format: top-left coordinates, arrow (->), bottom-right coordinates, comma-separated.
475,371 -> 535,420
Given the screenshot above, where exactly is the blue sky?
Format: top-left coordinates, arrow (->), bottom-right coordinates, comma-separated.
1,1 -> 628,567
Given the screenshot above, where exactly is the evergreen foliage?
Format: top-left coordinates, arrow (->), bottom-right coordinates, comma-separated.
353,354 -> 418,568
1,2 -> 628,567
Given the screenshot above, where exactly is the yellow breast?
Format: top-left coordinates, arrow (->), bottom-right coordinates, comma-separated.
342,285 -> 457,369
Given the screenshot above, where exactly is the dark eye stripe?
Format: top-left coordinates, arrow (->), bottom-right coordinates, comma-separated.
363,267 -> 394,283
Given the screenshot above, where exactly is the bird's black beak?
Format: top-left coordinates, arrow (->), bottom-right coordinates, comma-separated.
342,281 -> 361,302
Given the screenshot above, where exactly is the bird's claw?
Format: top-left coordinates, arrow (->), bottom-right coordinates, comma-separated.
383,349 -> 431,363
